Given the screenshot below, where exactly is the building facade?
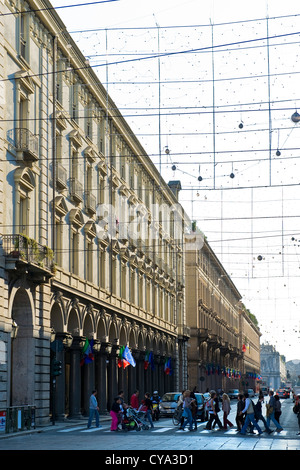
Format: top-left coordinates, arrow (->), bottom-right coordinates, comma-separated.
0,0 -> 188,425
239,307 -> 262,392
185,233 -> 261,393
260,343 -> 287,390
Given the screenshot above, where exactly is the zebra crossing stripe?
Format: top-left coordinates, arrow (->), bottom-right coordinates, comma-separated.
58,426 -> 87,432
152,427 -> 173,432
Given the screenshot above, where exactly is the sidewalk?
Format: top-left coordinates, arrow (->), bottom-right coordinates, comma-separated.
0,413 -> 111,439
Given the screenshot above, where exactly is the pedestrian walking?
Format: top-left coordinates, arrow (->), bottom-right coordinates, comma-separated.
211,390 -> 223,429
110,397 -> 121,431
266,391 -> 283,432
254,396 -> 273,434
274,394 -> 282,424
205,391 -> 223,430
130,390 -> 139,410
189,389 -> 198,430
222,393 -> 234,429
236,394 -> 245,431
177,390 -> 185,427
239,392 -> 263,435
293,394 -> 300,435
141,392 -> 154,428
87,390 -> 101,429
179,390 -> 196,431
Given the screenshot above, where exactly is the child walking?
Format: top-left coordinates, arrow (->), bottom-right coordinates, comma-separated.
110,397 -> 121,431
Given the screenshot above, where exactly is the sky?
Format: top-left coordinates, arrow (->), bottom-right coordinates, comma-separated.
50,0 -> 300,362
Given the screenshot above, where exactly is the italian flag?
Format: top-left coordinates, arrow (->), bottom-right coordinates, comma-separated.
118,346 -> 130,369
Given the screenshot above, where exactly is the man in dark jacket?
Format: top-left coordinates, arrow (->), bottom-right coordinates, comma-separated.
254,396 -> 273,434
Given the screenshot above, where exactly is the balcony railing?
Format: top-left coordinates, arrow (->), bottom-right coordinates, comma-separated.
56,162 -> 67,188
2,234 -> 53,272
84,190 -> 96,214
14,128 -> 39,161
70,177 -> 83,202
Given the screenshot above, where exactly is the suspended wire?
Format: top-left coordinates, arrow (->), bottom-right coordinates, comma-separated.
0,0 -> 119,17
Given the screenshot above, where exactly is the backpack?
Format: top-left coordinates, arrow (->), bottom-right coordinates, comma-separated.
293,403 -> 300,414
252,400 -> 259,420
191,400 -> 197,417
205,399 -> 213,412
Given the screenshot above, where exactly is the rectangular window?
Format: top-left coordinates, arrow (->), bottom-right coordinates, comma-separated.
20,13 -> 27,60
71,230 -> 79,275
86,238 -> 93,282
55,220 -> 63,266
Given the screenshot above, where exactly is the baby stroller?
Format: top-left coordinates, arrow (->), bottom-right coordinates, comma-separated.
124,407 -> 150,431
120,411 -> 138,432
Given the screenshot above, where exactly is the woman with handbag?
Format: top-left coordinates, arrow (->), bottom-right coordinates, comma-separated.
205,391 -> 224,430
266,391 -> 283,432
274,394 -> 282,424
222,393 -> 234,429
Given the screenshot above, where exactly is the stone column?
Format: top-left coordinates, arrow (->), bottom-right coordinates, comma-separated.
69,336 -> 85,419
53,333 -> 73,421
83,359 -> 95,416
96,346 -> 108,412
107,345 -> 119,410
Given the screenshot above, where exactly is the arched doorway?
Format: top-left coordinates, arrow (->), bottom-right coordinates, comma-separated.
10,288 -> 34,406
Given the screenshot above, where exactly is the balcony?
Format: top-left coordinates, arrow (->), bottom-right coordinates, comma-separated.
14,128 -> 39,162
2,234 -> 54,283
84,190 -> 96,214
56,162 -> 67,189
70,177 -> 83,203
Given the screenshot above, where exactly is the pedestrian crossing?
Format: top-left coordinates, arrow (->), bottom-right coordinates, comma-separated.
57,422 -> 289,437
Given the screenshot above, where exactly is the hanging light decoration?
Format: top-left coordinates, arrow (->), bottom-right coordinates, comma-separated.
291,111 -> 300,123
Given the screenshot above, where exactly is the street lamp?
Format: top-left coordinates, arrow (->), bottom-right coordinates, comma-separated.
11,320 -> 19,339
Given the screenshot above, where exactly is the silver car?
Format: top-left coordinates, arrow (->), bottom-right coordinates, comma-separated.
159,392 -> 181,417
227,389 -> 240,399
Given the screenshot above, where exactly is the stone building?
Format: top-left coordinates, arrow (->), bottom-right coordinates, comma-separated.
260,343 -> 287,390
239,307 -> 262,392
185,233 -> 261,393
0,0 -> 188,425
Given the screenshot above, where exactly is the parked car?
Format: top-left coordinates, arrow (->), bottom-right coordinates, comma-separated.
159,392 -> 181,417
227,389 -> 240,399
247,389 -> 255,398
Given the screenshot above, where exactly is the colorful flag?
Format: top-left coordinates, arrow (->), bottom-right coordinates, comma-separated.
149,351 -> 155,371
144,351 -> 149,370
118,346 -> 129,368
80,338 -> 94,366
164,357 -> 172,375
122,345 -> 136,367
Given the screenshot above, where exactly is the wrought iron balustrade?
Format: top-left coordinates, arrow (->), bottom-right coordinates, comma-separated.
2,234 -> 53,271
13,128 -> 39,161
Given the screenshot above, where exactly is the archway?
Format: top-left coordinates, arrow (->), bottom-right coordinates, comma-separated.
10,288 -> 34,406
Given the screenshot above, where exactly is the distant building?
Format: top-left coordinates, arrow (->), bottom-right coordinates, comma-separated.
185,233 -> 261,393
260,343 -> 287,390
